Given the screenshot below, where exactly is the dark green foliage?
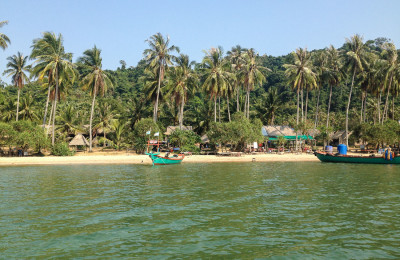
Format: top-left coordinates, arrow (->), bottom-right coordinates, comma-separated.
52,142 -> 74,156
169,129 -> 201,153
132,118 -> 161,153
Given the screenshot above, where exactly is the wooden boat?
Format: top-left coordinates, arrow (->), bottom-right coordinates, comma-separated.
146,152 -> 185,166
314,151 -> 400,164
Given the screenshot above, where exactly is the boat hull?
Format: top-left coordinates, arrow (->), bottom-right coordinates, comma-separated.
146,152 -> 185,165
314,152 -> 400,164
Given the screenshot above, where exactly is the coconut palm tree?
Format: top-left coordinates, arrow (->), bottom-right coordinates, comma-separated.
3,52 -> 30,121
325,45 -> 342,128
30,32 -> 76,145
242,48 -> 269,118
381,42 -> 398,121
18,93 -> 39,121
201,47 -> 233,122
143,33 -> 179,122
312,50 -> 328,128
343,34 -> 367,146
0,98 -> 16,122
55,103 -> 80,136
78,46 -> 113,152
284,48 -> 317,125
95,100 -> 114,147
166,54 -> 197,128
227,45 -> 246,112
0,20 -> 10,50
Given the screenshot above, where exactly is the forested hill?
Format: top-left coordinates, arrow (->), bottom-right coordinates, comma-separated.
1,34 -> 399,151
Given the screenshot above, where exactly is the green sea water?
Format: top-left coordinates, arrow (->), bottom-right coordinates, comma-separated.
1,162 -> 400,259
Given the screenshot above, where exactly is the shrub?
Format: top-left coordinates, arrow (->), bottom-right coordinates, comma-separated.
52,142 -> 75,156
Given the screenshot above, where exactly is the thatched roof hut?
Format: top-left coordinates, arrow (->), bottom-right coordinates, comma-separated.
164,126 -> 193,135
69,134 -> 90,147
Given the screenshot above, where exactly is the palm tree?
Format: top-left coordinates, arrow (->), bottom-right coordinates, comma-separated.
143,33 -> 179,122
325,45 -> 342,128
3,52 -> 30,121
111,119 -> 126,150
284,48 -> 316,151
312,50 -> 327,128
343,34 -> 367,146
381,42 -> 398,121
95,101 -> 114,147
284,48 -> 316,124
78,46 -> 113,152
166,54 -> 197,128
242,48 -> 269,118
55,103 -> 80,136
256,87 -> 281,125
18,93 -> 39,121
227,45 -> 246,112
30,32 -> 76,145
0,20 -> 10,50
202,47 -> 233,122
0,98 -> 16,122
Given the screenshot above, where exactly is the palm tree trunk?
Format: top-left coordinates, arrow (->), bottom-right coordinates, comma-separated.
47,101 -> 54,136
243,90 -> 247,116
214,97 -> 217,122
236,82 -> 240,112
52,68 -> 59,146
247,88 -> 250,119
314,88 -> 321,129
301,89 -> 304,123
363,92 -> 367,123
154,66 -> 163,122
346,68 -> 357,147
227,96 -> 231,122
383,74 -> 393,122
360,91 -> 364,123
42,86 -> 51,128
305,89 -> 309,123
218,96 -> 221,122
378,92 -> 382,124
392,95 -> 395,120
89,89 -> 97,152
326,85 -> 333,129
296,90 -> 300,125
179,95 -> 184,129
16,88 -> 20,122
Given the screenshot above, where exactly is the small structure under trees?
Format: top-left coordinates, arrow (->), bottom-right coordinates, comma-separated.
69,134 -> 90,151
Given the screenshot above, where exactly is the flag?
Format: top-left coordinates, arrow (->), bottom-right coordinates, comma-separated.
146,130 -> 151,135
154,132 -> 159,137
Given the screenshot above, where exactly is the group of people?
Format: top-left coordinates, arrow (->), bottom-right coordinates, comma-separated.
0,147 -> 26,157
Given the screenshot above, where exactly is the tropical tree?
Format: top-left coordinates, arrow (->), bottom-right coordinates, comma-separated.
325,45 -> 342,128
284,48 -> 316,151
55,103 -> 80,136
18,93 -> 39,121
312,50 -> 327,128
381,42 -> 398,121
95,101 -> 114,147
343,34 -> 367,146
256,87 -> 281,125
143,33 -> 179,122
201,46 -> 233,122
166,54 -> 197,128
3,52 -> 30,121
242,48 -> 269,118
30,32 -> 76,145
227,45 -> 246,112
78,46 -> 113,152
0,20 -> 10,50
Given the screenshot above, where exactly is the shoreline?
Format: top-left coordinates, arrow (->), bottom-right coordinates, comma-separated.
0,153 -> 319,166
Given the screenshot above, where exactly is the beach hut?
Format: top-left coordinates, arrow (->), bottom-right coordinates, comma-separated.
69,134 -> 90,151
330,130 -> 352,146
262,125 -> 314,149
164,125 -> 193,136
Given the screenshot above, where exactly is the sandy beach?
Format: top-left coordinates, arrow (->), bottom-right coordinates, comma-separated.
0,153 -> 319,166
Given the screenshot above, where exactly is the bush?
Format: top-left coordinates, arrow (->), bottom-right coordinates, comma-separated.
52,142 -> 75,156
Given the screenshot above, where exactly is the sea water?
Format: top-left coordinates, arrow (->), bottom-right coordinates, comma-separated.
1,162 -> 400,258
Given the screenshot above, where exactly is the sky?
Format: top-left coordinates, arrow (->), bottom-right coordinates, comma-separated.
1,0 -> 400,83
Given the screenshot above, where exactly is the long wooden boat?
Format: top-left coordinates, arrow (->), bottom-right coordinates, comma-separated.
146,152 -> 185,166
314,151 -> 400,164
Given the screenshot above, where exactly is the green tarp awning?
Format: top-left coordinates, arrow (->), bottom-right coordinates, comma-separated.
267,135 -> 313,141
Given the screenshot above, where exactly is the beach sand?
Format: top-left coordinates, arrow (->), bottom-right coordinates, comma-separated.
0,152 -> 318,166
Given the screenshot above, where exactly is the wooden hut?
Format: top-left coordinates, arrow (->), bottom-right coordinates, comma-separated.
69,134 -> 90,151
